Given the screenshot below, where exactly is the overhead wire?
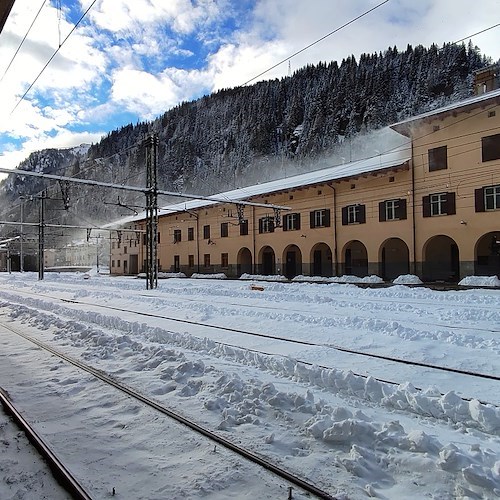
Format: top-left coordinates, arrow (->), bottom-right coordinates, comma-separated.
11,0 -> 98,114
241,0 -> 391,86
0,0 -> 47,82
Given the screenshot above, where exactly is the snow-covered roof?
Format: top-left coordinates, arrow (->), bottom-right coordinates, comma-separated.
110,146 -> 410,227
391,88 -> 500,135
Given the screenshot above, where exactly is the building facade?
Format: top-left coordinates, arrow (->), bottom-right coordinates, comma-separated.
110,88 -> 500,282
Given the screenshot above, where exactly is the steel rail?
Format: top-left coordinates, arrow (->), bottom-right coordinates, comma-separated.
0,387 -> 93,500
1,322 -> 337,500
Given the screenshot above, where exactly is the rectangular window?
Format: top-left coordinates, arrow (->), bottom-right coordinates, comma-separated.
221,253 -> 229,268
124,246 -> 127,254
157,232 -> 160,244
430,193 -> 446,216
203,225 -> 211,240
385,200 -> 397,220
422,192 -> 456,217
310,209 -> 331,228
428,145 -> 447,171
174,255 -> 180,272
204,254 -> 211,268
117,259 -> 121,267
173,229 -> 181,243
485,185 -> 500,210
283,213 -> 301,231
111,260 -> 115,268
188,227 -> 194,241
482,133 -> 500,162
379,199 -> 407,221
240,220 -> 249,236
188,255 -> 194,268
341,205 -> 366,225
220,222 -> 229,238
258,216 -> 275,234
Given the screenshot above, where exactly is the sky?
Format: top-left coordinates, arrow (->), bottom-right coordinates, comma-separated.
0,0 -> 499,174
0,272 -> 499,498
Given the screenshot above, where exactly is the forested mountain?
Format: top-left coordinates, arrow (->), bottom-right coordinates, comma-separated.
0,42 -> 492,238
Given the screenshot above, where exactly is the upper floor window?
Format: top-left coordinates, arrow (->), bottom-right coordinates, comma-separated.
203,225 -> 211,240
283,213 -> 301,231
220,222 -> 229,238
240,220 -> 249,236
428,145 -> 447,171
482,133 -> 500,162
422,192 -> 456,217
310,209 -> 331,228
173,229 -> 181,243
258,216 -> 275,234
475,185 -> 500,211
379,199 -> 407,221
341,205 -> 366,225
188,227 -> 194,241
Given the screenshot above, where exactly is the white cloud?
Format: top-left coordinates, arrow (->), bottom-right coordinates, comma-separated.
1,0 -> 500,171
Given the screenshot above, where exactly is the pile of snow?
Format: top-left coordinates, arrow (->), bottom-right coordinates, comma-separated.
190,273 -> 227,279
459,276 -> 500,287
393,274 -> 424,285
158,272 -> 187,279
239,274 -> 288,282
329,274 -> 384,284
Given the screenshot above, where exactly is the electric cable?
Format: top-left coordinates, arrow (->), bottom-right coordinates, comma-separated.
0,0 -> 47,82
11,0 -> 98,114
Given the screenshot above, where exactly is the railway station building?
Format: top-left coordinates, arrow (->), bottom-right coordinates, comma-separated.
110,85 -> 500,282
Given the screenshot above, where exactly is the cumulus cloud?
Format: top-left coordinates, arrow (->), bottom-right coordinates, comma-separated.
0,0 -> 499,173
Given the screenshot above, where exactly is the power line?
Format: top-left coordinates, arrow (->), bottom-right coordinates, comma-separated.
451,23 -> 500,47
0,0 -> 47,82
241,0 -> 390,86
11,0 -> 98,115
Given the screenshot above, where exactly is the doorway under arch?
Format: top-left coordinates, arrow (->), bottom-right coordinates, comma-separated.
237,247 -> 253,276
475,232 -> 500,277
283,244 -> 302,279
343,240 -> 368,277
380,238 -> 410,280
423,235 -> 459,282
310,242 -> 333,277
258,246 -> 276,276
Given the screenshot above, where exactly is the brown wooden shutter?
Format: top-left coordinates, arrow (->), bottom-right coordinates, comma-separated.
475,188 -> 485,212
341,207 -> 348,225
398,199 -> 407,220
258,218 -> 263,233
324,209 -> 331,227
310,211 -> 316,228
283,215 -> 288,231
296,214 -> 301,230
446,192 -> 456,215
358,204 -> 366,224
379,201 -> 386,221
422,195 -> 431,217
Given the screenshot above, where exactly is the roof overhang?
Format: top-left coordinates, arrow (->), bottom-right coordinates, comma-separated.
391,89 -> 500,137
0,0 -> 15,34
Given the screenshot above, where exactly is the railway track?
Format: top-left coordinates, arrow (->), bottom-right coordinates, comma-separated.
0,387 -> 93,500
1,287 -> 499,400
0,320 -> 337,500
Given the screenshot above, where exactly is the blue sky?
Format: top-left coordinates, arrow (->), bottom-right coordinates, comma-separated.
0,0 -> 499,173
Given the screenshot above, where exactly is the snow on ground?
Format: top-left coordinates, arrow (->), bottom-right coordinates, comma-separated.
0,272 -> 499,499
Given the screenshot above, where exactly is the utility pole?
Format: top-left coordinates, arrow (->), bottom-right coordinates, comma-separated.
20,199 -> 24,272
38,191 -> 46,281
145,134 -> 158,289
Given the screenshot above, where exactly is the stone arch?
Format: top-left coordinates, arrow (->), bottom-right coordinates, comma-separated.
237,247 -> 253,276
283,244 -> 303,279
474,232 -> 500,277
379,238 -> 410,280
258,246 -> 276,276
310,242 -> 333,277
423,235 -> 459,282
343,240 -> 368,277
